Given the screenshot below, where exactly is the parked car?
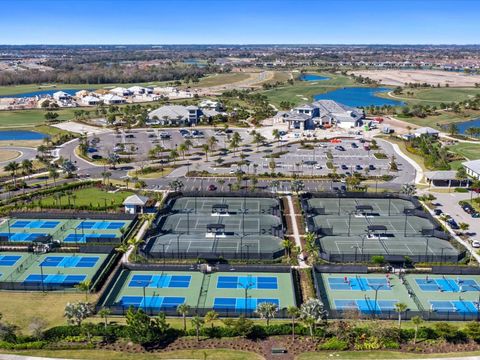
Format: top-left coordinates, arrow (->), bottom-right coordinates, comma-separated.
335,145 -> 345,151
341,164 -> 348,170
208,184 -> 217,191
447,218 -> 459,230
369,164 -> 376,170
472,241 -> 480,248
472,212 -> 480,218
355,165 -> 362,171
434,208 -> 443,216
351,143 -> 358,148
315,164 -> 322,169
462,203 -> 474,214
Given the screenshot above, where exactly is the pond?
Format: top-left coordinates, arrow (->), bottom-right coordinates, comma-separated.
300,73 -> 330,81
0,89 -> 83,98
313,87 -> 404,107
456,118 -> 480,134
0,130 -> 48,141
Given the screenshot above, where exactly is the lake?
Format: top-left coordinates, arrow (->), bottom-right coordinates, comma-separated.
314,87 -> 404,107
300,74 -> 330,81
0,130 -> 48,141
456,118 -> 480,134
0,89 -> 83,98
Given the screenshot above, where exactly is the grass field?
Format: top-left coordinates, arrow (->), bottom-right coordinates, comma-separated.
379,87 -> 480,106
0,149 -> 20,161
33,187 -> 134,208
261,73 -> 357,107
0,108 -> 78,128
186,72 -> 251,88
395,110 -> 480,129
0,291 -> 91,332
297,350 -> 480,359
0,349 -> 263,360
448,142 -> 480,161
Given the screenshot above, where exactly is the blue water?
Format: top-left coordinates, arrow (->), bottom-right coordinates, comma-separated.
456,118 -> 480,134
314,87 -> 404,107
300,74 -> 330,81
0,89 -> 82,99
183,58 -> 207,67
0,130 -> 48,141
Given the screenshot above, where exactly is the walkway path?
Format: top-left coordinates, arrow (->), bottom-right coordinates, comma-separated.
286,195 -> 307,268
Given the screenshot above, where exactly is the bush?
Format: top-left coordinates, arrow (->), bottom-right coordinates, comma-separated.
318,337 -> 349,351
382,339 -> 401,349
0,341 -> 46,350
455,188 -> 469,193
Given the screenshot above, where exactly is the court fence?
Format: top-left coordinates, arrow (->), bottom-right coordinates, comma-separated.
8,211 -> 137,221
140,247 -> 285,261
318,251 -> 466,264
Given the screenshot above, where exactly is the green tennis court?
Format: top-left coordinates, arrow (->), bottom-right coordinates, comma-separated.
0,218 -> 132,244
317,272 -> 418,313
306,197 -> 416,216
0,251 -> 109,290
100,269 -> 296,314
170,197 -> 281,215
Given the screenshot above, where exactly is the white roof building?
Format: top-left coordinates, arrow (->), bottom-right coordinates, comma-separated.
81,95 -> 101,106
463,159 -> 480,179
128,86 -> 153,95
101,94 -> 126,105
52,91 -> 71,101
414,127 -> 439,137
110,87 -> 132,96
123,194 -> 150,214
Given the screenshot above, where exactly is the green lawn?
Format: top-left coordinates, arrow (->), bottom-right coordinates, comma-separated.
379,87 -> 480,106
395,110 -> 480,129
448,142 -> 480,161
0,349 -> 263,360
0,108 -> 78,128
261,73 -> 357,107
34,187 -> 134,209
185,72 -> 251,88
297,350 -> 480,360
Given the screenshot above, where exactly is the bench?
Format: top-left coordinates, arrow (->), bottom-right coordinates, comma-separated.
271,347 -> 287,354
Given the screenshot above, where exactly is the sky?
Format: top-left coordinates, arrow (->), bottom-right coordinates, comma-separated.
0,0 -> 479,45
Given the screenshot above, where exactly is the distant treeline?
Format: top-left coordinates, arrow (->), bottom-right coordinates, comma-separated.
0,63 -> 221,86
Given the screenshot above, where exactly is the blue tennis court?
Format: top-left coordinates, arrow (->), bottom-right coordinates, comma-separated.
23,274 -> 86,285
430,300 -> 480,313
40,256 -> 99,268
328,277 -> 392,291
76,221 -> 126,230
0,255 -> 21,266
128,274 -> 191,288
416,277 -> 480,292
10,220 -> 60,229
119,295 -> 185,309
213,297 -> 280,310
217,276 -> 278,290
63,233 -> 117,243
335,299 -> 398,313
0,232 -> 48,242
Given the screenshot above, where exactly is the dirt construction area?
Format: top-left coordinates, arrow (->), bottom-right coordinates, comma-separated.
350,69 -> 480,87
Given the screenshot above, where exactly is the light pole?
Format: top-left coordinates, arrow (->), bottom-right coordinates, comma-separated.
39,262 -> 45,293
351,245 -> 359,264
176,233 -> 185,259
160,243 -> 166,267
242,244 -> 251,260
371,284 -> 383,318
424,236 -> 430,261
238,279 -> 254,316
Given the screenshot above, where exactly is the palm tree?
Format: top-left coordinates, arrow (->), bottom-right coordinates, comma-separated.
169,149 -> 179,165
98,308 -> 112,330
281,238 -> 294,259
448,123 -> 459,136
48,166 -> 59,187
394,302 -> 408,329
101,171 -> 112,187
204,310 -> 218,330
411,315 -> 423,344
127,237 -> 145,262
4,161 -> 20,188
207,136 -> 218,152
74,280 -> 91,301
255,302 -> 278,326
202,144 -> 210,162
21,159 -> 34,176
287,306 -> 300,341
177,304 -> 191,331
459,222 -> 470,235
178,143 -> 188,159
191,315 -> 204,342
272,129 -> 281,145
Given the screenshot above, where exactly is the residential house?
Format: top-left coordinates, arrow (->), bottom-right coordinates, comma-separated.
110,87 -> 132,97
414,127 -> 439,138
81,95 -> 101,106
101,94 -> 126,105
52,91 -> 71,101
463,159 -> 480,180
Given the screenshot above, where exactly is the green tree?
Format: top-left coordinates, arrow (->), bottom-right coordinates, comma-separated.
204,310 -> 219,330
300,298 -> 328,339
411,315 -> 423,344
98,308 -> 112,330
191,315 -> 204,342
255,302 -> 278,326
394,302 -> 408,329
21,159 -> 34,175
177,304 -> 191,331
64,302 -> 93,326
74,280 -> 91,301
4,161 -> 20,188
125,307 -> 169,345
287,306 -> 301,341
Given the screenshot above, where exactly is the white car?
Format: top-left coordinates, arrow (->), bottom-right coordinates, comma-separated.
472,241 -> 480,248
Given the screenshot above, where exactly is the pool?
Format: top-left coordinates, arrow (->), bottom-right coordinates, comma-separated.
300,74 -> 330,81
0,89 -> 84,98
314,87 -> 404,107
456,118 -> 480,134
0,130 -> 48,141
